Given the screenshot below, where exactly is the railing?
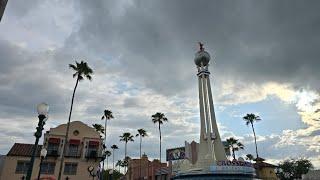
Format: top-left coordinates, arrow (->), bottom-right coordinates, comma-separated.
85,149 -> 103,159
65,144 -> 82,158
47,150 -> 60,157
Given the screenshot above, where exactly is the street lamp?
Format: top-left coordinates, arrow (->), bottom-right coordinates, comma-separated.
26,103 -> 49,180
37,147 -> 47,180
109,169 -> 113,180
88,166 -> 98,180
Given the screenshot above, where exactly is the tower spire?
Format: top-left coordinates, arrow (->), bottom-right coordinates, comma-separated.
194,43 -> 226,168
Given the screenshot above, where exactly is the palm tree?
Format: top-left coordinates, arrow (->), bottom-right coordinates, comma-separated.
246,154 -> 254,163
119,132 -> 134,172
57,61 -> 93,180
136,129 -> 148,179
123,156 -> 131,178
101,109 -> 113,175
92,123 -> 105,135
105,150 -> 111,170
226,137 -> 244,160
151,112 -> 168,164
243,113 -> 261,159
116,160 -> 122,173
111,145 -> 119,171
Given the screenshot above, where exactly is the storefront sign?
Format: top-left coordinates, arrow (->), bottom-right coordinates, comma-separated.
217,160 -> 253,167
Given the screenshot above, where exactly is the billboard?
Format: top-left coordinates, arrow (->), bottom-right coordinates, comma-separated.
166,147 -> 186,161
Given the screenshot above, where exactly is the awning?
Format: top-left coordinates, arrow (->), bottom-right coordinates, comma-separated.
89,141 -> 99,146
48,138 -> 60,144
69,139 -> 80,145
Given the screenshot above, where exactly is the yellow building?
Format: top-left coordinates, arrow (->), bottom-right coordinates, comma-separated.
0,121 -> 103,180
254,158 -> 278,180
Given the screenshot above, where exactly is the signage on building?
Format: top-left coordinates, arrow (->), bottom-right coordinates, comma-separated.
217,160 -> 253,167
210,165 -> 256,174
166,147 -> 185,161
210,160 -> 256,174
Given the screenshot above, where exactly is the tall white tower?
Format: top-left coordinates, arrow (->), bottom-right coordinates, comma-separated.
194,43 -> 227,168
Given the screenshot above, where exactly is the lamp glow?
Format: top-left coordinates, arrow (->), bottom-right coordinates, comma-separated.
37,103 -> 49,116
40,148 -> 47,158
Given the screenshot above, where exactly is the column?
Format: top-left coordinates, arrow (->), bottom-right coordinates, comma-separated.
202,74 -> 213,155
206,77 -> 227,161
198,75 -> 206,143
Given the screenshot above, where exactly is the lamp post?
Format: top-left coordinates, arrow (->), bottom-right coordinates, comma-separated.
109,169 -> 113,180
88,166 -> 99,180
37,147 -> 47,180
26,103 -> 49,180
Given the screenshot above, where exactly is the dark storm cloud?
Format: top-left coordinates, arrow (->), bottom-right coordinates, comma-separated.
5,0 -> 42,17
67,0 -> 320,95
0,39 -> 69,118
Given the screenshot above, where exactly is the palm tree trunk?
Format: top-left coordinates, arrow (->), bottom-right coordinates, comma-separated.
102,119 -> 107,180
232,148 -> 235,160
113,150 -> 115,170
107,156 -> 109,170
57,77 -> 79,180
159,122 -> 162,177
251,122 -> 259,158
159,123 -> 161,162
125,142 -> 127,173
139,136 -> 142,180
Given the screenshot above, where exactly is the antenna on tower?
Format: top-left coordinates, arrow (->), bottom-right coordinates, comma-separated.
199,42 -> 204,51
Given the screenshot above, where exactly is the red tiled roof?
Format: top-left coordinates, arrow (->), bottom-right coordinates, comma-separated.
254,161 -> 277,168
7,143 -> 42,157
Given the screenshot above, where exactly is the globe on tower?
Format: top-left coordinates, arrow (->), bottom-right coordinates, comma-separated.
194,42 -> 211,67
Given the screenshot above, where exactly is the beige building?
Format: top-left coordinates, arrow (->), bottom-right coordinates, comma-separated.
254,158 -> 278,180
125,154 -> 170,180
0,121 -> 103,180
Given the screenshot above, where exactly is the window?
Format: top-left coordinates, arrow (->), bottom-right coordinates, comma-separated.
47,138 -> 60,156
15,161 -> 30,174
67,139 -> 80,157
47,143 -> 59,156
64,162 -> 78,175
68,144 -> 79,157
87,145 -> 98,157
86,141 -> 99,158
40,162 -> 55,174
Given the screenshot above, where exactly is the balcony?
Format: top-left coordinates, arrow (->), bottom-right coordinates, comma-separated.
65,146 -> 82,158
47,150 -> 59,157
85,150 -> 103,159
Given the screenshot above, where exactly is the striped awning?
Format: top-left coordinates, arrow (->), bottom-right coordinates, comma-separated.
48,138 -> 60,144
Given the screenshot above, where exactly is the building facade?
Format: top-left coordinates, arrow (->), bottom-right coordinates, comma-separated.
254,159 -> 278,180
0,121 -> 103,180
125,154 -> 170,180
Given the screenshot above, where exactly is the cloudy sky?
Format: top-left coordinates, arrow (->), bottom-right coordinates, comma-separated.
1,0 -> 320,168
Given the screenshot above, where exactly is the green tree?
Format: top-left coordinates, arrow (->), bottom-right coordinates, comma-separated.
119,132 -> 134,172
111,144 -> 119,171
226,137 -> 244,160
57,61 -> 93,180
92,123 -> 105,135
276,158 -> 313,179
136,129 -> 148,179
245,154 -> 254,162
105,150 -> 111,170
243,113 -> 261,159
101,109 -> 114,174
116,160 -> 123,173
151,112 -> 168,164
103,169 -> 123,180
